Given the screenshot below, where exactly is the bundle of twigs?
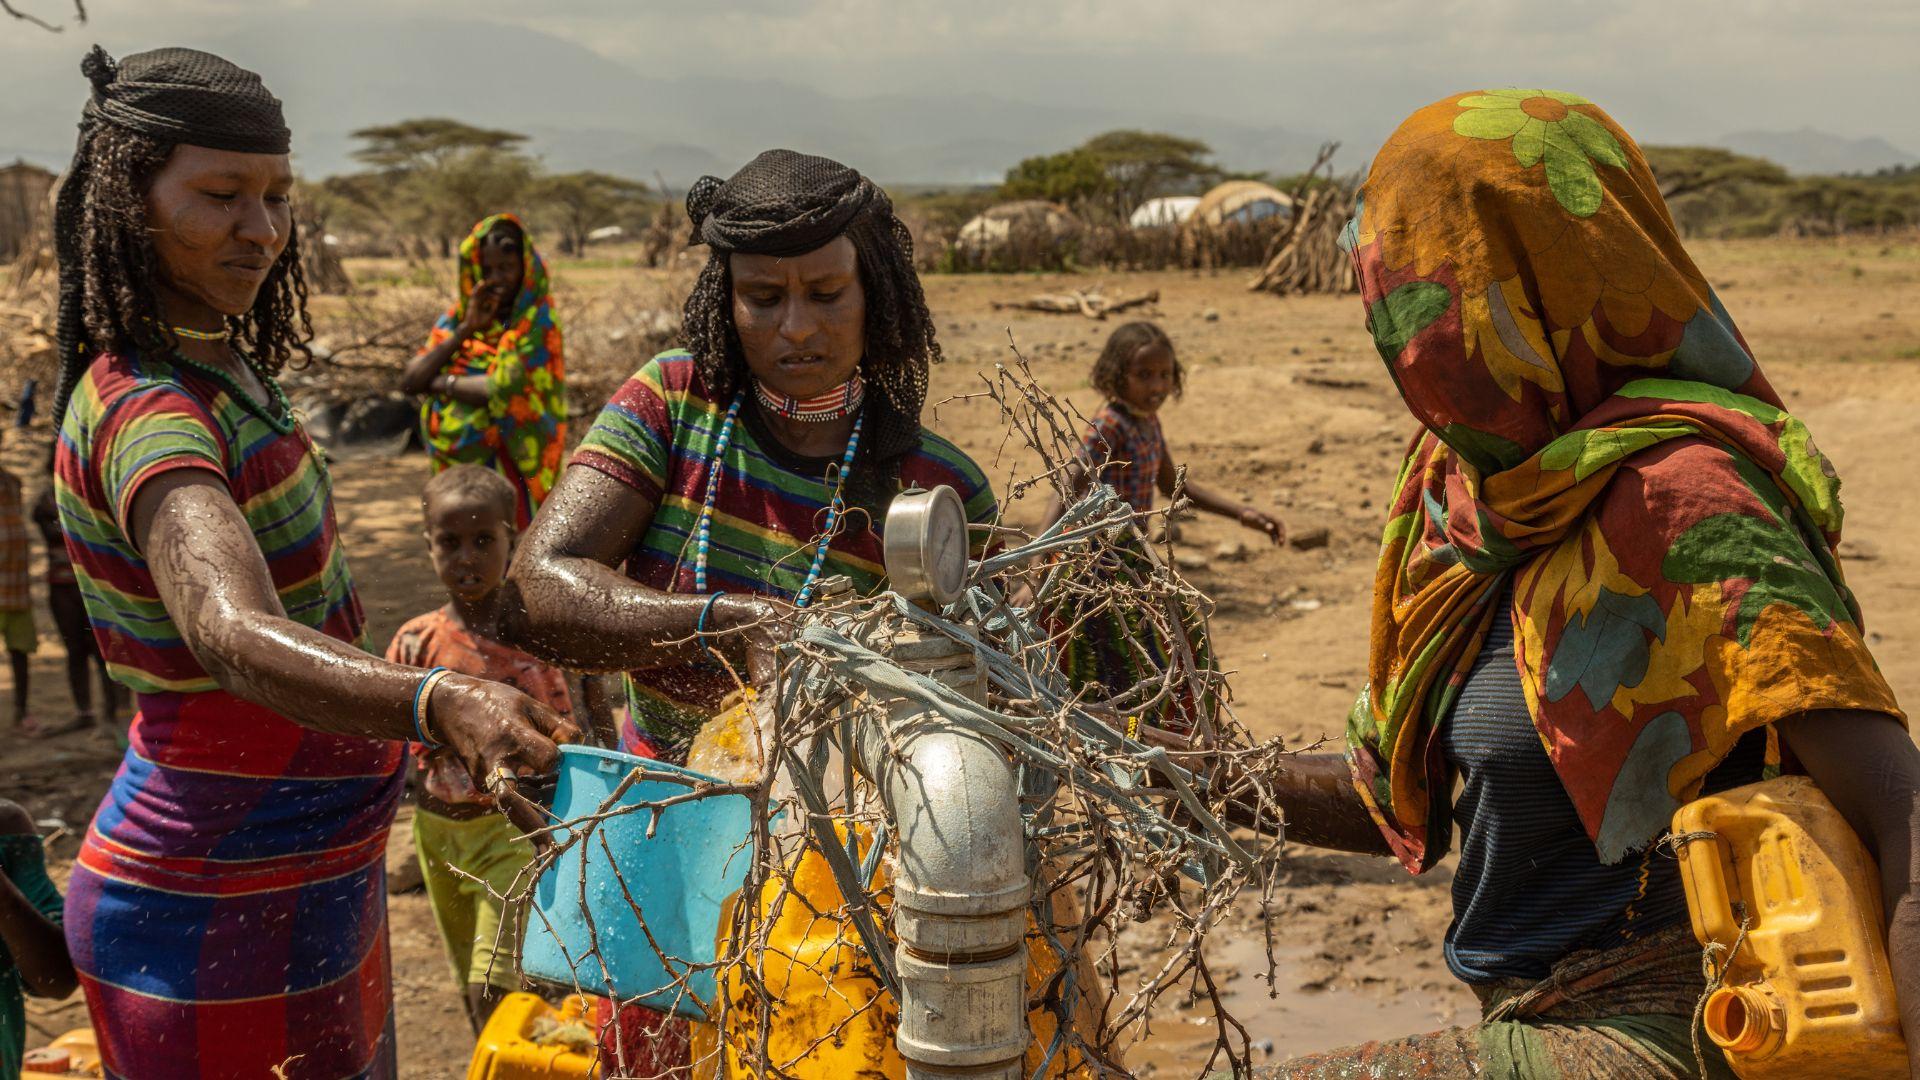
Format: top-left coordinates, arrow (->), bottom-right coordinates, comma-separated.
500,356 -> 1297,1079
1248,143 -> 1361,297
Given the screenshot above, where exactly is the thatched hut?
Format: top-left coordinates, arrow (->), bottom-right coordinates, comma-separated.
952,200 -> 1082,271
957,200 -> 1080,251
1128,195 -> 1201,230
1189,180 -> 1292,228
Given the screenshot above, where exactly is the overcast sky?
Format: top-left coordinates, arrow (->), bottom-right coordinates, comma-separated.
4,0 -> 1917,171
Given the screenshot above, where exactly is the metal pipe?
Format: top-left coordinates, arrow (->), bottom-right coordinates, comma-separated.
849,622 -> 1029,1079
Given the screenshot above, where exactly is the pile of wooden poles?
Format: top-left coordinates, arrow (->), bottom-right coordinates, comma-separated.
1248,141 -> 1361,296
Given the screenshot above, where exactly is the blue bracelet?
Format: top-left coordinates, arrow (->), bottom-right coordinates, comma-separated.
696,592 -> 727,659
411,666 -> 448,747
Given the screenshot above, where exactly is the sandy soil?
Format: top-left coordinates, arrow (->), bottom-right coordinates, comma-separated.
5,236 -> 1918,1075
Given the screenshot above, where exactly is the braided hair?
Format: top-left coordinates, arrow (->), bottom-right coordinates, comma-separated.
51,46 -> 310,426
680,150 -> 940,510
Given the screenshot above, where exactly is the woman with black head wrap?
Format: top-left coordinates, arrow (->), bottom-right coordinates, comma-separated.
508,152 -> 998,1069
510,149 -> 995,763
48,47 -> 575,1078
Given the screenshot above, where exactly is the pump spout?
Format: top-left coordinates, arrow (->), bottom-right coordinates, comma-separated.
849,623 -> 1029,1079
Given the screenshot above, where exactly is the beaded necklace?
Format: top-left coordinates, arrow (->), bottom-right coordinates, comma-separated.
168,349 -> 331,487
753,375 -> 864,422
692,390 -> 863,608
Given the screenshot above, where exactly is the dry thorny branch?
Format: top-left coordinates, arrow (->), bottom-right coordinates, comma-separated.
1,0 -> 84,31
488,344 -> 1299,1078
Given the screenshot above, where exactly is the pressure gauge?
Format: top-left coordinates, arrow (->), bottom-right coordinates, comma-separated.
883,485 -> 970,607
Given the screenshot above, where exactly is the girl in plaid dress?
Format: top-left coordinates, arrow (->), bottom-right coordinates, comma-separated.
1035,321 -> 1285,738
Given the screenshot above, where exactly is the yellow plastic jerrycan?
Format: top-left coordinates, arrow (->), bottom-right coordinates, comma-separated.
1672,775 -> 1907,1078
466,992 -> 599,1080
698,826 -> 906,1079
693,829 -> 1103,1079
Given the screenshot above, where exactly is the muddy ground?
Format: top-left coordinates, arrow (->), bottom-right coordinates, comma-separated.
5,236 -> 1919,1075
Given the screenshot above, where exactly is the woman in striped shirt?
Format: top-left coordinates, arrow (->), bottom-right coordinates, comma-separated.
509,150 -> 995,761
48,47 -> 574,1079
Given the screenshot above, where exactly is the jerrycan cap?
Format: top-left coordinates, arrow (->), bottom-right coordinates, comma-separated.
1705,982 -> 1787,1057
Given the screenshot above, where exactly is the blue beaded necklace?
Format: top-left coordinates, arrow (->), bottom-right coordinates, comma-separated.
692,389 -> 863,608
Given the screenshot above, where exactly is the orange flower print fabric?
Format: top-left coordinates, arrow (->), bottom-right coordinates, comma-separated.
1342,91 -> 1903,873
419,213 -> 567,527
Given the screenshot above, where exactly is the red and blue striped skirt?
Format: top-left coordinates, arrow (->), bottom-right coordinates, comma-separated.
63,690 -> 405,1079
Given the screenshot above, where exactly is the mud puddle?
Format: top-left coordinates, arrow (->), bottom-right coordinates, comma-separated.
1125,926 -> 1472,1075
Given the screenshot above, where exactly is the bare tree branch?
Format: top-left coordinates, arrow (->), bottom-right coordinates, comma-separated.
1,0 -> 85,31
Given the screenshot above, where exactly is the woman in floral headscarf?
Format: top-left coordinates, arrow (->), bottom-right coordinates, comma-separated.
402,213 -> 567,526
1249,91 -> 1920,1078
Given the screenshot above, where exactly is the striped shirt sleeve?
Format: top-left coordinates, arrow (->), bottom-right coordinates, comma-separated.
571,358 -> 673,504
93,386 -> 228,537
902,431 -> 1000,557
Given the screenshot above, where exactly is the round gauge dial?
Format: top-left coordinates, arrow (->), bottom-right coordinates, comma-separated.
883,485 -> 970,607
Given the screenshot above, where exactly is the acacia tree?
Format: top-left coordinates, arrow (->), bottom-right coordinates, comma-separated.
999,130 -> 1220,224
1641,145 -> 1792,236
534,171 -> 654,255
1641,145 -> 1790,201
1081,130 -> 1219,222
348,118 -> 536,256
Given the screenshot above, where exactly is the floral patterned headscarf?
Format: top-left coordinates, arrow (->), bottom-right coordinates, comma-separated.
1344,90 -> 1902,873
419,212 -> 566,526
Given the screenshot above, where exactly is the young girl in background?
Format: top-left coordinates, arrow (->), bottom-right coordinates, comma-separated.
1036,320 -> 1285,738
1045,321 -> 1283,540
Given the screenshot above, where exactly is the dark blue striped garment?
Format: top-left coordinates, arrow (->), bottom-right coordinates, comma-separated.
1441,581 -> 1763,985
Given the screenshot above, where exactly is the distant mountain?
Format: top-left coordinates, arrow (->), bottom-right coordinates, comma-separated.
0,13 -> 1331,185
1716,128 -> 1918,176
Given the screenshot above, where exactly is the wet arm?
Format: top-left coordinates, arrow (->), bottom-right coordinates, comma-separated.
1780,710 -> 1920,1076
1221,751 -> 1391,855
132,471 -> 572,775
504,465 -> 775,676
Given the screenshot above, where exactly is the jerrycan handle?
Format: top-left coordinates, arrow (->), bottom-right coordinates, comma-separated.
1675,828 -> 1744,947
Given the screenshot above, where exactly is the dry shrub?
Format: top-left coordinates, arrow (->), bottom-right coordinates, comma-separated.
558,270 -> 694,417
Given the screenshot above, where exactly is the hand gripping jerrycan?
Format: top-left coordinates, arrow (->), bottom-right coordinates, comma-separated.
1672,775 -> 1908,1078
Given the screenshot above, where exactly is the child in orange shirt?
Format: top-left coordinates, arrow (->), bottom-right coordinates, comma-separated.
387,465 -> 573,1033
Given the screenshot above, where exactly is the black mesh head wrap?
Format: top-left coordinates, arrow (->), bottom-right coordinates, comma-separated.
680,149 -> 940,512
687,149 -> 877,257
52,45 -> 300,425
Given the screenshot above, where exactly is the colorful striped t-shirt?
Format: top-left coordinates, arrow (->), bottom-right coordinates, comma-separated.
56,354 -> 402,1080
55,352 -> 399,798
572,351 -> 997,756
